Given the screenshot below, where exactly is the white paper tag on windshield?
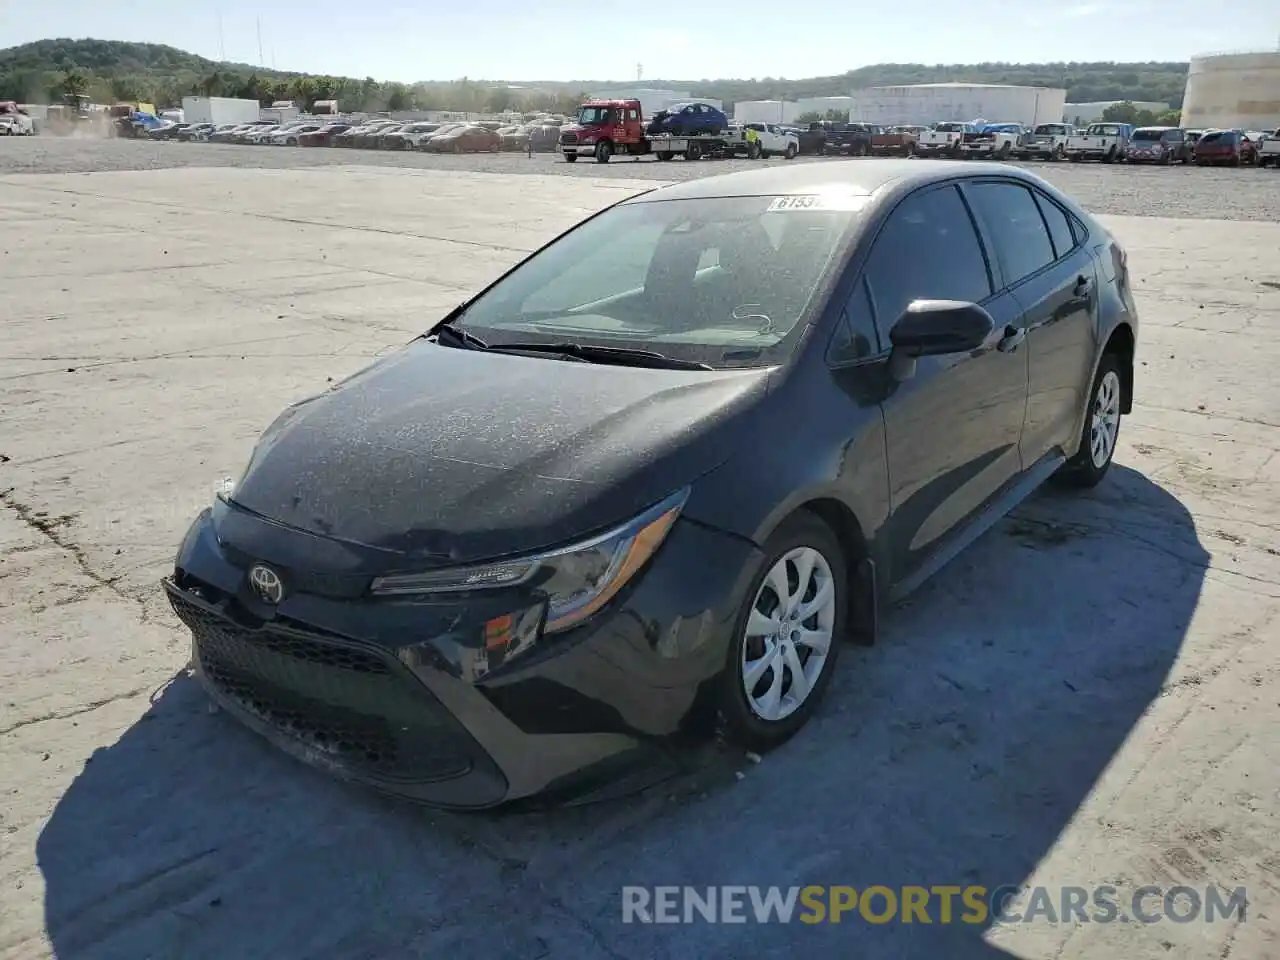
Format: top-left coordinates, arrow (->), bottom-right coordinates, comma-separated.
766,193 -> 867,213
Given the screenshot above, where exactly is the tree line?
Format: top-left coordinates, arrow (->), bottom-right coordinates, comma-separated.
1,39 -> 1191,115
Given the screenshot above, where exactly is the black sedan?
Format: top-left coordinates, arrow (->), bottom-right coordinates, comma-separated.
165,161 -> 1139,808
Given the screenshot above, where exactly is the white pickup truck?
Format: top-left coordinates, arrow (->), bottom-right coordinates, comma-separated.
1258,128 -> 1280,168
957,123 -> 1029,160
737,122 -> 800,159
1015,122 -> 1075,160
1065,122 -> 1133,163
914,122 -> 975,158
0,101 -> 34,136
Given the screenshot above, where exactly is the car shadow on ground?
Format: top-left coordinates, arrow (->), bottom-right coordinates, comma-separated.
38,465 -> 1206,959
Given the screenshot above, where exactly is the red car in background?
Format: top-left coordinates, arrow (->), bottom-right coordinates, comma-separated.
297,122 -> 352,147
1193,129 -> 1258,166
426,125 -> 502,153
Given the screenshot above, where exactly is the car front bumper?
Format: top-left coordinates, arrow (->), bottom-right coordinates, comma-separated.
164,501 -> 760,808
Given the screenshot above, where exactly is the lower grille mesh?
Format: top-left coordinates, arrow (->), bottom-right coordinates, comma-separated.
168,589 -> 472,783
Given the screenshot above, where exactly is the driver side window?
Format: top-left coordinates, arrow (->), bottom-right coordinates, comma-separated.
861,185 -> 993,341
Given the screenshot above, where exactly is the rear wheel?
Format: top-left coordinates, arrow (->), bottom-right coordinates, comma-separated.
686,141 -> 703,161
785,142 -> 797,159
719,513 -> 847,752
1056,353 -> 1124,488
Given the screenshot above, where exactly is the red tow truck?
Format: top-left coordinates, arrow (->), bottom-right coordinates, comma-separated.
559,98 -> 742,163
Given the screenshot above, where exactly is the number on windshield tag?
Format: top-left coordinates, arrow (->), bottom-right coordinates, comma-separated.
768,195 -> 821,212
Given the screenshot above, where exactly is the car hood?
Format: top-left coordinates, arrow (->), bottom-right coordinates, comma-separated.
230,339 -> 772,565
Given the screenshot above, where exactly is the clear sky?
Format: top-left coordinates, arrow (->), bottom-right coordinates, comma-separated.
5,0 -> 1277,83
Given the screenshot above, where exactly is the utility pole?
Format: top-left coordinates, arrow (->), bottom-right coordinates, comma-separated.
257,18 -> 264,67
217,8 -> 226,61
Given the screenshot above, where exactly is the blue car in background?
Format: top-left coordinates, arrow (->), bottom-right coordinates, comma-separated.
646,101 -> 728,137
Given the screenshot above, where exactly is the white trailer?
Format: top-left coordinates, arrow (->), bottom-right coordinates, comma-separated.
181,97 -> 262,126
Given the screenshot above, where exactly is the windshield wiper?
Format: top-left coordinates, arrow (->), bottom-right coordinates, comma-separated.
486,341 -> 714,371
432,321 -> 489,350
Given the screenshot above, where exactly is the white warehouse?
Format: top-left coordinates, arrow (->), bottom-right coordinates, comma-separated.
847,83 -> 1067,127
732,100 -> 800,124
1181,51 -> 1280,131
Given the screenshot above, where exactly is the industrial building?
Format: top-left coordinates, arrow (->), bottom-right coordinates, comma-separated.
1181,51 -> 1280,131
587,88 -> 723,117
847,83 -> 1067,127
1064,101 -> 1170,125
732,100 -> 800,124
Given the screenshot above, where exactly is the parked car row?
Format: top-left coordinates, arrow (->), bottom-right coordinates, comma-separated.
149,116 -> 572,153
798,119 -> 1280,168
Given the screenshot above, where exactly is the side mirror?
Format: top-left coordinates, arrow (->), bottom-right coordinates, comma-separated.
889,298 -> 994,360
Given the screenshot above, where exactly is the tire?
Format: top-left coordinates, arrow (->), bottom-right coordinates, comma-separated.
719,512 -> 848,753
1102,146 -> 1116,164
747,141 -> 761,160
686,141 -> 702,161
1055,144 -> 1066,161
563,153 -> 578,163
594,140 -> 612,163
1055,352 -> 1124,488
998,141 -> 1012,160
785,143 -> 797,160
656,151 -> 673,161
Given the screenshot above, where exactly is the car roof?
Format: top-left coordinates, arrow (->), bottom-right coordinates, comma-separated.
626,158 -> 1037,203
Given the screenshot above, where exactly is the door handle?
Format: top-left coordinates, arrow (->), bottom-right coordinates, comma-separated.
1073,275 -> 1093,297
997,324 -> 1026,353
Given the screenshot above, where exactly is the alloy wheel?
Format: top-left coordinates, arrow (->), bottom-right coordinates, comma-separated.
741,547 -> 835,722
1090,370 -> 1122,468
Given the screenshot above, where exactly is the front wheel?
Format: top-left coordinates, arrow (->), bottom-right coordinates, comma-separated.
1056,353 -> 1123,488
719,513 -> 847,753
998,141 -> 1012,160
1054,144 -> 1066,161
685,141 -> 703,161
563,152 -> 578,163
594,140 -> 612,163
785,143 -> 797,160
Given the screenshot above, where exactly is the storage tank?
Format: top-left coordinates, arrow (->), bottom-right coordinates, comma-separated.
848,83 -> 1066,127
1181,52 -> 1280,130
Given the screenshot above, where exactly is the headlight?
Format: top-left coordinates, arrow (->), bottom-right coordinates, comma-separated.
370,488 -> 688,633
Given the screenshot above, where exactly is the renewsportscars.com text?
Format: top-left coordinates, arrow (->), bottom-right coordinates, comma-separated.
621,885 -> 1248,925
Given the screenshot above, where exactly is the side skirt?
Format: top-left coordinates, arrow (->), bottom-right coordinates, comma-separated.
888,451 -> 1067,605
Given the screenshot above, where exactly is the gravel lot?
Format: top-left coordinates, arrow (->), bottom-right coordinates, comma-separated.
2,135 -> 1280,221
1,146 -> 1279,960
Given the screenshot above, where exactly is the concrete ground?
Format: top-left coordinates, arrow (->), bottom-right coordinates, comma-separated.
1,161 -> 1278,960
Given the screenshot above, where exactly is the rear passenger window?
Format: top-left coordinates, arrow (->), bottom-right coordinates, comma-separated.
862,185 -> 992,333
1033,192 -> 1076,260
965,182 -> 1056,287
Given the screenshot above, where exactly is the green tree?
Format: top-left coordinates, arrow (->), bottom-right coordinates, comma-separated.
58,69 -> 88,99
384,82 -> 411,111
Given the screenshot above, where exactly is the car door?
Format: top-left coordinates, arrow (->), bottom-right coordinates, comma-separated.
962,179 -> 1098,466
860,183 -> 1030,583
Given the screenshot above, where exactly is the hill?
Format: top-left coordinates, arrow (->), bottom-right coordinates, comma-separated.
0,38 -> 1190,114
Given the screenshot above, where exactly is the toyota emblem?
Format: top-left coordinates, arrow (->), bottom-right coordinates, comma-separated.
248,564 -> 285,604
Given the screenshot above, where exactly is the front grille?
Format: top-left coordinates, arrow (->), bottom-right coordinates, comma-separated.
559,132 -> 579,145
168,588 -> 472,783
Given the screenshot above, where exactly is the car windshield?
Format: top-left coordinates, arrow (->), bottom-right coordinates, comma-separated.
452,194 -> 867,368
1199,131 -> 1230,144
935,123 -> 968,132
